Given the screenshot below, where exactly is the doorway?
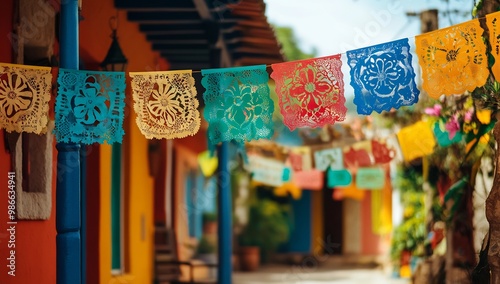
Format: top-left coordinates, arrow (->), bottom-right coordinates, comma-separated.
322,187 -> 343,255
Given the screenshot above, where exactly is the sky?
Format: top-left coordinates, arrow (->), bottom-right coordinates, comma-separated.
265,0 -> 474,57
264,0 -> 474,111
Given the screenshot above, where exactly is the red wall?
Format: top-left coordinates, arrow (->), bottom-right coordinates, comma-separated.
0,1 -> 57,283
174,130 -> 208,155
0,0 -> 14,60
154,140 -> 167,224
0,133 -> 58,284
85,145 -> 100,284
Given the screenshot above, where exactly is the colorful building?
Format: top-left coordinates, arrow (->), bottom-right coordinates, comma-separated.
0,1 -> 393,284
0,0 -> 283,283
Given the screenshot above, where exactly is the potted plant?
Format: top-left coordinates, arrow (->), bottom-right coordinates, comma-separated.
196,235 -> 216,255
237,197 -> 290,271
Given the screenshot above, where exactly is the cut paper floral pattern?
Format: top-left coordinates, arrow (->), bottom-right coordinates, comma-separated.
202,65 -> 274,147
486,12 -> 500,81
416,19 -> 488,98
271,54 -> 347,130
55,69 -> 126,144
347,39 -> 419,114
314,147 -> 343,171
0,63 -> 52,134
130,70 -> 200,139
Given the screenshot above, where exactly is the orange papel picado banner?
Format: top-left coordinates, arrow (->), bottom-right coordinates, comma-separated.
415,19 -> 488,98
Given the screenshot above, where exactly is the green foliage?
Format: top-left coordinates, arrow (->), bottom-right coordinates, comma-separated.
196,235 -> 217,255
391,206 -> 426,261
238,196 -> 290,259
391,167 -> 427,262
202,212 -> 217,224
273,26 -> 317,61
472,0 -> 483,17
395,165 -> 424,194
429,144 -> 464,182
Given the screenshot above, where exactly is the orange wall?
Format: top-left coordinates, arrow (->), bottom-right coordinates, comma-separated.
79,1 -> 168,283
0,0 -> 57,283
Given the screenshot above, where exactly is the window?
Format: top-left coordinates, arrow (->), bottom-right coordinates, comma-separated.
8,122 -> 54,220
185,171 -> 217,239
111,143 -> 124,274
186,170 -> 200,239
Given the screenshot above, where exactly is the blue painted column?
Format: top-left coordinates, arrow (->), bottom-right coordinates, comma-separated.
56,144 -> 81,283
57,1 -> 81,284
217,142 -> 232,284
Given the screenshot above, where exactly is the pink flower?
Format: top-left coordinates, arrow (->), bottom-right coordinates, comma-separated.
445,115 -> 460,140
464,110 -> 473,123
424,104 -> 442,116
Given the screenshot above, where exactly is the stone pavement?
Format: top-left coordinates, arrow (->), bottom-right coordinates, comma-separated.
233,265 -> 410,284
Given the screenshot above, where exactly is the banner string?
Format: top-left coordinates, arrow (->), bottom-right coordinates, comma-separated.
188,12 -> 494,75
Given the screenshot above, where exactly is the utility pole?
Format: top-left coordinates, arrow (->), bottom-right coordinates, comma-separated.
411,10 -> 439,284
420,9 -> 439,33
420,9 -> 477,284
419,9 -> 438,241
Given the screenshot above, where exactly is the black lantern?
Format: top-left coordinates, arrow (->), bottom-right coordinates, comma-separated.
100,16 -> 127,71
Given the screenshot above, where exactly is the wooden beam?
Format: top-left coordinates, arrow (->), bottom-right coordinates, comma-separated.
141,30 -> 205,36
232,19 -> 270,28
230,9 -> 264,18
235,57 -> 283,66
167,62 -> 210,70
162,54 -> 210,62
127,11 -> 201,22
234,46 -> 282,55
225,37 -> 278,46
193,0 -> 232,67
149,39 -> 208,45
157,49 -> 210,56
115,0 -> 195,9
222,26 -> 276,38
228,0 -> 266,10
146,33 -> 207,41
119,7 -> 197,12
230,4 -> 265,13
152,43 -> 209,50
130,19 -> 203,25
139,23 -> 204,32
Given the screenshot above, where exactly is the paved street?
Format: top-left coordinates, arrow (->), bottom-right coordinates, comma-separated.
233,265 -> 409,284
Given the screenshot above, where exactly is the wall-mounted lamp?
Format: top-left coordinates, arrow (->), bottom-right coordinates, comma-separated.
100,16 -> 127,71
